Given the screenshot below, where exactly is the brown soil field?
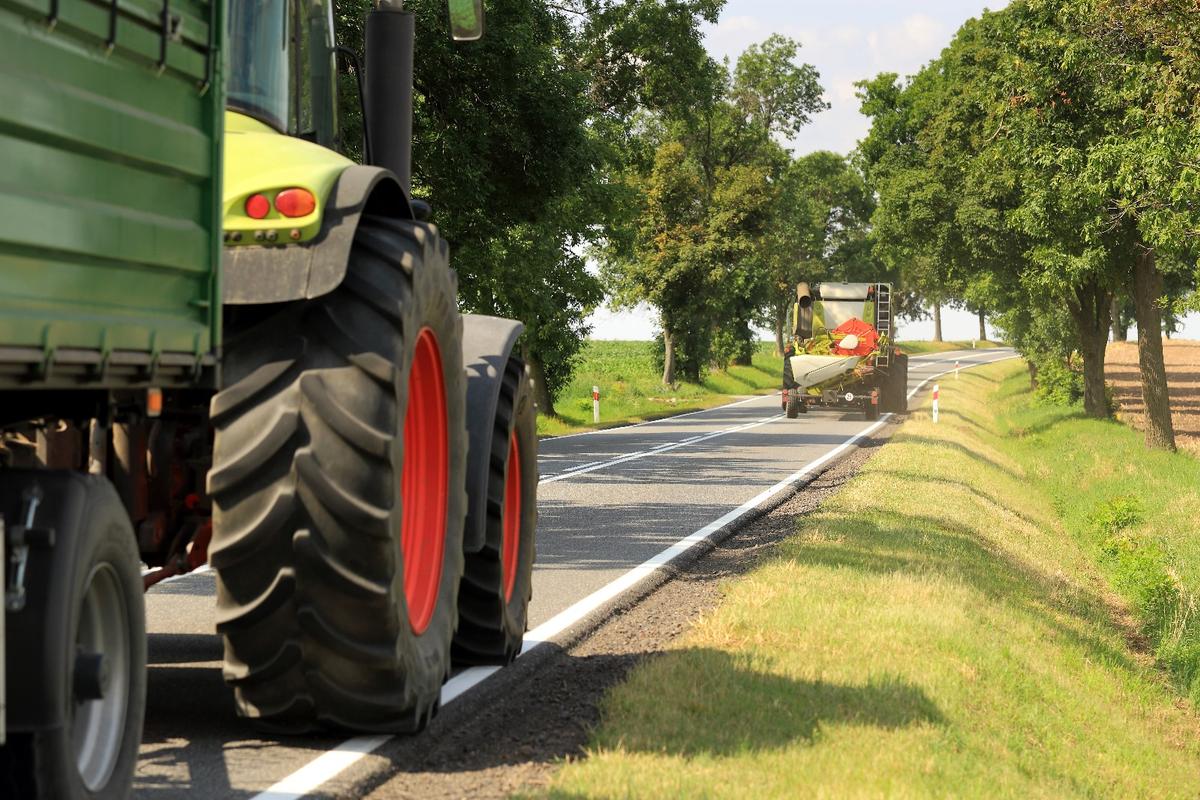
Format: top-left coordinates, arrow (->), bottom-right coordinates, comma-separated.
1106,339 -> 1200,456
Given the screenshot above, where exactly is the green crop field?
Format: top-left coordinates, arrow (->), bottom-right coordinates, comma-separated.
538,360 -> 1200,798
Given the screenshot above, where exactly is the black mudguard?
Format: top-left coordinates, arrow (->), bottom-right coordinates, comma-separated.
460,315 -> 525,555
222,165 -> 412,305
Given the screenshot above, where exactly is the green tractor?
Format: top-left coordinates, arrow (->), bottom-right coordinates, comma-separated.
0,1 -> 537,797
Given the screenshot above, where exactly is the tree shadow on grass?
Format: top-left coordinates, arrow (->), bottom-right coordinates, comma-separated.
869,468 -> 1043,531
890,434 -> 1023,481
791,509 -> 1142,676
600,652 -> 945,757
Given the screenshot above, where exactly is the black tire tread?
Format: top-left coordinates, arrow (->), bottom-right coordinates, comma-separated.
452,358 -> 538,664
209,217 -> 466,733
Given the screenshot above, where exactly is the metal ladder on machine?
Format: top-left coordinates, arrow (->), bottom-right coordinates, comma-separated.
874,283 -> 892,368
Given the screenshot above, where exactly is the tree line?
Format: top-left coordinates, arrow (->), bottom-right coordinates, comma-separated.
857,0 -> 1200,452
333,0 -> 888,402
333,0 -> 1199,453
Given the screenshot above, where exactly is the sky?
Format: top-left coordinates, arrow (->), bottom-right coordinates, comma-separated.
587,0 -> 1198,341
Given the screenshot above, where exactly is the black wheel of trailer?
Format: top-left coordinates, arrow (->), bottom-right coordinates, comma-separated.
452,357 -> 538,665
785,393 -> 803,419
208,216 -> 467,733
0,474 -> 145,800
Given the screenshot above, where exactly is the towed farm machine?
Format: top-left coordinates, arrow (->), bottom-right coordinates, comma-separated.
0,1 -> 538,797
781,282 -> 909,420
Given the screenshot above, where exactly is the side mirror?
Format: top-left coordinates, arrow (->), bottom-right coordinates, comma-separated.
448,0 -> 484,41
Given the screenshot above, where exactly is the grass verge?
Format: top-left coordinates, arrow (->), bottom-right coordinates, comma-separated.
538,360 -> 1200,798
539,340 -> 997,437
539,341 -> 781,437
896,339 -> 1003,355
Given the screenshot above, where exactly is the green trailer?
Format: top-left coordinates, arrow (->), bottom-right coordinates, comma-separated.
0,3 -> 538,798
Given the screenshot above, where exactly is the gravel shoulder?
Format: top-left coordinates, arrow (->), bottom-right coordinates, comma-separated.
352,425 -> 894,800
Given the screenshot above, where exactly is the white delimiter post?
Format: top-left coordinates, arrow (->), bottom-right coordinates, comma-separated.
592,386 -> 600,424
932,384 -> 940,423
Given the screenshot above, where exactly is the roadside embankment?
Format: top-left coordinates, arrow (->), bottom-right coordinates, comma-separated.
540,360 -> 1200,798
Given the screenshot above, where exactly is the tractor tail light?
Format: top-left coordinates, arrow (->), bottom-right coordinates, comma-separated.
275,188 -> 316,218
245,193 -> 271,219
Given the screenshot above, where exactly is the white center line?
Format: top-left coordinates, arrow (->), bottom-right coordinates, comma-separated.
539,414 -> 785,485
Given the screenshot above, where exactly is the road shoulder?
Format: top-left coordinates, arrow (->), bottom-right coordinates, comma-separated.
349,420 -> 896,799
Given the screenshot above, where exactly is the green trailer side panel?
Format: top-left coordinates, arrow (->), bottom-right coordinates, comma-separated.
0,0 -> 223,385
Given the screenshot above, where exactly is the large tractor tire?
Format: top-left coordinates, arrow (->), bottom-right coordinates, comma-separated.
452,357 -> 538,665
207,217 -> 468,733
0,472 -> 146,800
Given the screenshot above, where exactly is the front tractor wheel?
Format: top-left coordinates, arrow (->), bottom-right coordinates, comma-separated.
208,216 -> 467,733
453,358 -> 538,665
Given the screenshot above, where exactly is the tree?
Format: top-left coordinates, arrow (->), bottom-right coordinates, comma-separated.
762,152 -> 874,355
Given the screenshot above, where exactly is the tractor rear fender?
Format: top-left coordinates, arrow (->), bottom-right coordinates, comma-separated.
461,315 -> 525,555
222,165 -> 413,305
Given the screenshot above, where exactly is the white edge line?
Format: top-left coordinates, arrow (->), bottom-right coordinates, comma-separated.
249,413 -> 892,800
248,351 -> 1020,800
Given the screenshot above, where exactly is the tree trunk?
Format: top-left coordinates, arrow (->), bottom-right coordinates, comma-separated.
662,328 -> 676,387
932,304 -> 943,342
1110,297 -> 1126,342
526,351 -> 557,419
1132,248 -> 1176,451
1027,360 -> 1039,391
1067,281 -> 1113,419
774,311 -> 785,357
977,309 -> 987,342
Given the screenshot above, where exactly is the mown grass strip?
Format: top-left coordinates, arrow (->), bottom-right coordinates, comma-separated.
538,360 -> 1200,798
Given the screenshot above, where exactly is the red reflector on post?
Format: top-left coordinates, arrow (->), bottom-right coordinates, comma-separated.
245,193 -> 270,219
275,188 -> 316,218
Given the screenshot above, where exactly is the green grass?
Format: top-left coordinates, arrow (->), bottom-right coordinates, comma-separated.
539,341 -> 781,437
538,360 -> 1200,798
896,339 -> 1003,355
540,339 -> 998,437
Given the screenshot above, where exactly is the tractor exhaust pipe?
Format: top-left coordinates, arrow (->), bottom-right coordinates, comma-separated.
794,282 -> 814,339
365,3 -> 415,197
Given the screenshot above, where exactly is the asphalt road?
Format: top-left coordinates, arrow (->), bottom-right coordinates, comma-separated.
134,347 -> 1015,799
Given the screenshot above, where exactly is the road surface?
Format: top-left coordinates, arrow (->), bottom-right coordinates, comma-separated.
134,348 -> 1015,799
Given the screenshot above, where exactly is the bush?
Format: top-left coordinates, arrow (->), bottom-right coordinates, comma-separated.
1032,357 -> 1084,406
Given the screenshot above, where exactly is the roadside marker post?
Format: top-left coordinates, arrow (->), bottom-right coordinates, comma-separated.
955,360 -> 960,379
932,384 -> 940,423
593,386 -> 600,424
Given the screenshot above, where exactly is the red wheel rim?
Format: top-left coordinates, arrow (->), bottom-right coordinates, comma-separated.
501,432 -> 521,602
401,328 -> 449,635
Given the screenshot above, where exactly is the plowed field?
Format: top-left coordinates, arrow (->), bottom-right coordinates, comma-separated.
1107,339 -> 1200,455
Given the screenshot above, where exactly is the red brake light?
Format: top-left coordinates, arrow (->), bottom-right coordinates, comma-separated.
245,193 -> 270,219
275,188 -> 316,218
